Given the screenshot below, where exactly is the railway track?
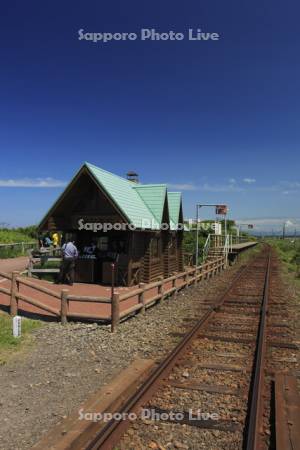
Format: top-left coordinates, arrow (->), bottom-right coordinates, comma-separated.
48,246 -> 300,450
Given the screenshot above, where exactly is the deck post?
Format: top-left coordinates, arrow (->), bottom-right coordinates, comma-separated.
10,271 -> 19,316
183,271 -> 187,286
60,289 -> 69,325
199,265 -> 203,283
205,264 -> 209,280
139,283 -> 146,313
198,265 -> 202,283
214,260 -> 217,276
172,277 -> 177,295
111,293 -> 120,332
28,256 -> 33,277
199,265 -> 202,282
157,277 -> 164,302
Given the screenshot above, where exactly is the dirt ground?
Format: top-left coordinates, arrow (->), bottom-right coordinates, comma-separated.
0,257 -> 28,281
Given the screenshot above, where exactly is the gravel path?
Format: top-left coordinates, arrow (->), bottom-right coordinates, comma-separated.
0,256 -> 253,450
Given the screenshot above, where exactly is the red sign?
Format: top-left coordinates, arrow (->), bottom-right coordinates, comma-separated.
216,205 -> 228,215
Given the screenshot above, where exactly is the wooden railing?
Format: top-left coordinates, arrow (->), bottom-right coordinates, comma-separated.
0,241 -> 37,250
0,256 -> 226,332
27,247 -> 62,277
111,256 -> 226,331
0,270 -> 110,324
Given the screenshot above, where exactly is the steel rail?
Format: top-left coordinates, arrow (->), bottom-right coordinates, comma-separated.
245,249 -> 271,450
84,252 -> 264,450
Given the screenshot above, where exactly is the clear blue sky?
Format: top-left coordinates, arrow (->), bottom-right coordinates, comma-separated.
0,0 -> 299,232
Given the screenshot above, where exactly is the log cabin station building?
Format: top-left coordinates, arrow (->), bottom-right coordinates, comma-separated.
38,163 -> 184,286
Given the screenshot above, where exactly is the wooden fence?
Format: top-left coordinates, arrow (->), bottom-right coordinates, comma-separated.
0,241 -> 37,258
0,256 -> 226,332
0,270 -> 110,323
0,241 -> 37,250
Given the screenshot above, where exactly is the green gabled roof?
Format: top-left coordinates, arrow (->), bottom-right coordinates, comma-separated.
167,192 -> 182,230
133,184 -> 167,225
39,162 -> 184,232
86,163 -> 160,229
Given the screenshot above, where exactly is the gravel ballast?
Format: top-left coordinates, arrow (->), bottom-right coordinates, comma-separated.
0,255 -> 255,450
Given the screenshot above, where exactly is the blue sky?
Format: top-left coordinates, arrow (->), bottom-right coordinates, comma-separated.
0,0 -> 299,232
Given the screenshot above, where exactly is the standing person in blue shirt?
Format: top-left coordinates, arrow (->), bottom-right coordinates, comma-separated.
58,240 -> 78,285
43,235 -> 52,247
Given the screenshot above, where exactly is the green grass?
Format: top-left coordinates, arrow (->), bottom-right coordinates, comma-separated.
0,246 -> 38,259
267,238 -> 300,275
267,239 -> 300,306
0,313 -> 42,364
0,229 -> 35,244
0,228 -> 38,258
0,247 -> 30,259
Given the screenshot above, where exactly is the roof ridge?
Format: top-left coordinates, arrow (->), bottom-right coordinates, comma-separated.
86,163 -> 169,190
84,162 -> 133,185
133,184 -> 167,189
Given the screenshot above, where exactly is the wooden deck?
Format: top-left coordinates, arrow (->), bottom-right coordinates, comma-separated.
230,241 -> 258,251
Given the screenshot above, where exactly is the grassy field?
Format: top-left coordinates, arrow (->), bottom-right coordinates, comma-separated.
0,227 -> 38,258
0,313 -> 42,364
267,238 -> 300,303
267,238 -> 300,276
0,229 -> 35,244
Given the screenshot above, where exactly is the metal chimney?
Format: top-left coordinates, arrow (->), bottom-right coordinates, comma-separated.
126,171 -> 139,183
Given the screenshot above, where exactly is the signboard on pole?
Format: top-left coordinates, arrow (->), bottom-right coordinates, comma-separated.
216,205 -> 228,215
213,222 -> 222,235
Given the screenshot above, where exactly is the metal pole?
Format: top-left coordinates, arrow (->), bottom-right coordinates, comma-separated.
111,263 -> 115,299
195,205 -> 199,266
